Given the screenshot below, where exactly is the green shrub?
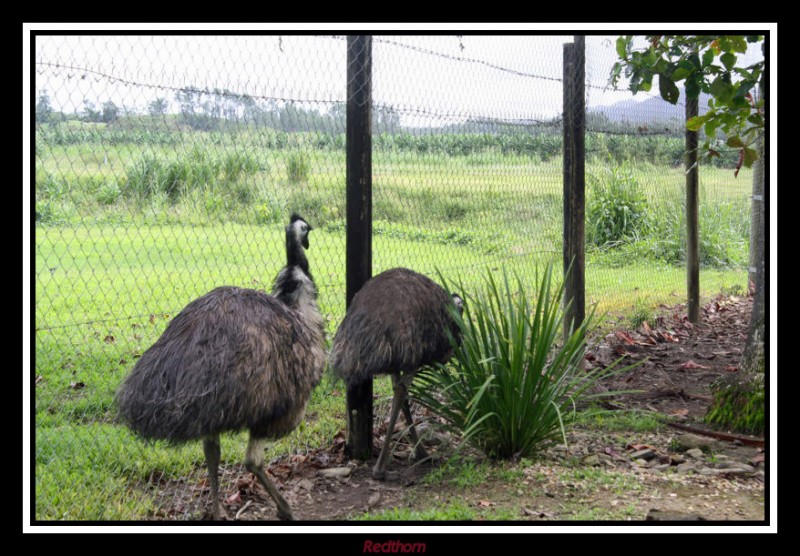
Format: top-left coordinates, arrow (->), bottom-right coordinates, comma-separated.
587,163 -> 649,248
412,264 -> 629,460
221,151 -> 262,182
95,181 -> 122,206
286,152 -> 310,184
645,196 -> 749,268
125,155 -> 166,200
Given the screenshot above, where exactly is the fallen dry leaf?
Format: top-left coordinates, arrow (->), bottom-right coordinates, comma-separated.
269,464 -> 292,480
35,375 -> 44,385
626,443 -> 656,452
670,408 -> 690,416
724,365 -> 738,372
226,491 -> 241,505
679,360 -> 708,370
477,500 -> 495,507
615,331 -> 635,345
69,381 -> 86,390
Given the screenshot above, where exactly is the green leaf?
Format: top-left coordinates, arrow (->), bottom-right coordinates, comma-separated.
731,36 -> 748,53
710,75 -> 734,103
685,76 -> 701,99
702,48 -> 715,68
743,147 -> 758,167
616,37 -> 628,59
747,113 -> 764,127
671,65 -> 692,81
704,120 -> 719,138
726,136 -> 745,148
686,114 -> 709,131
721,52 -> 737,71
659,73 -> 680,104
642,47 -> 658,67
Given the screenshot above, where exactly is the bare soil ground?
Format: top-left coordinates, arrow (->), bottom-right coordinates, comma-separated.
151,293 -> 766,523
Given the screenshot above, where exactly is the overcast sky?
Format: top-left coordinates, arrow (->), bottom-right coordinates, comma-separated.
32,33 -> 764,127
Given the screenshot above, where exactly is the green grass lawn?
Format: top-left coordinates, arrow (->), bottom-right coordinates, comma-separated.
32,134 -> 751,520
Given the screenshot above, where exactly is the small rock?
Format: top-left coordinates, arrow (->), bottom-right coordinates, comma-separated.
297,478 -> 315,491
652,464 -> 672,472
716,462 -> 755,472
634,459 -> 649,467
672,433 -> 719,453
698,467 -> 720,476
676,462 -> 696,474
719,466 -> 756,475
630,449 -> 656,461
367,492 -> 381,508
686,448 -> 705,459
319,467 -> 352,480
582,454 -> 601,466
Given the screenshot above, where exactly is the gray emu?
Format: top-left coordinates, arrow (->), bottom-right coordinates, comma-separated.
329,268 -> 463,480
116,214 -> 325,521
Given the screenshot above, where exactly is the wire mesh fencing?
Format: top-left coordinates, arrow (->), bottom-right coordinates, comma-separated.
32,34 -> 753,520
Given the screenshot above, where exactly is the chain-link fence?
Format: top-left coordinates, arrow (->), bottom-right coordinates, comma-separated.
32,34 -> 753,520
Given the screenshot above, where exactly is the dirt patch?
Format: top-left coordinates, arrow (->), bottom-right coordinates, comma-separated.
150,294 -> 766,522
591,292 -> 753,421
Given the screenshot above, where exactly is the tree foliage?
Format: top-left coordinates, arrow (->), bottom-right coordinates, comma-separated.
611,35 -> 764,175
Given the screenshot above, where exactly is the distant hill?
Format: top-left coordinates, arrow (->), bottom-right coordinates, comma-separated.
591,92 -> 712,124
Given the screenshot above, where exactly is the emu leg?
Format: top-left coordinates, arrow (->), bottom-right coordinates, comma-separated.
203,435 -> 222,520
392,374 -> 428,461
245,436 -> 294,521
373,377 -> 406,480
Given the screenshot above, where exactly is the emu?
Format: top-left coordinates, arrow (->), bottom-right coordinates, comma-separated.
329,268 -> 463,480
116,214 -> 325,521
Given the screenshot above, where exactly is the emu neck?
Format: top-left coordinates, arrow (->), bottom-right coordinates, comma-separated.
286,231 -> 312,281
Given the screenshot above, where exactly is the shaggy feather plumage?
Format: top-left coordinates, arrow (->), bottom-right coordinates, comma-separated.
115,214 -> 323,520
116,285 -> 324,442
329,267 -> 460,386
329,267 -> 462,480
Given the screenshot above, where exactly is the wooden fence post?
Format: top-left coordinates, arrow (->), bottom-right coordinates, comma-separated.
563,36 -> 586,339
686,96 -> 699,324
345,35 -> 374,460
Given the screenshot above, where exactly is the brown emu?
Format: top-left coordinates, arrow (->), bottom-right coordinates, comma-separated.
329,268 -> 463,480
116,214 -> 325,520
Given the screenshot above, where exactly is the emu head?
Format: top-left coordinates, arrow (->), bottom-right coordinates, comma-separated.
287,213 -> 312,249
451,293 -> 464,315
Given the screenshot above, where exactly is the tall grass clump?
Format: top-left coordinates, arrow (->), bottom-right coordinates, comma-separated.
286,151 -> 310,184
587,163 -> 649,248
411,264 -> 630,459
644,195 -> 749,268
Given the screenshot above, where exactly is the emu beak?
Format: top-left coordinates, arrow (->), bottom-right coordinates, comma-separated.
302,236 -> 310,249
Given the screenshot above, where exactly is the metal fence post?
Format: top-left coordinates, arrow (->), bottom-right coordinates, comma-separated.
563,36 -> 585,339
686,96 -> 700,324
345,35 -> 374,460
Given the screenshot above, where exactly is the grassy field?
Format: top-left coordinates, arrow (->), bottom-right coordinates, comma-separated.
33,129 -> 751,520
